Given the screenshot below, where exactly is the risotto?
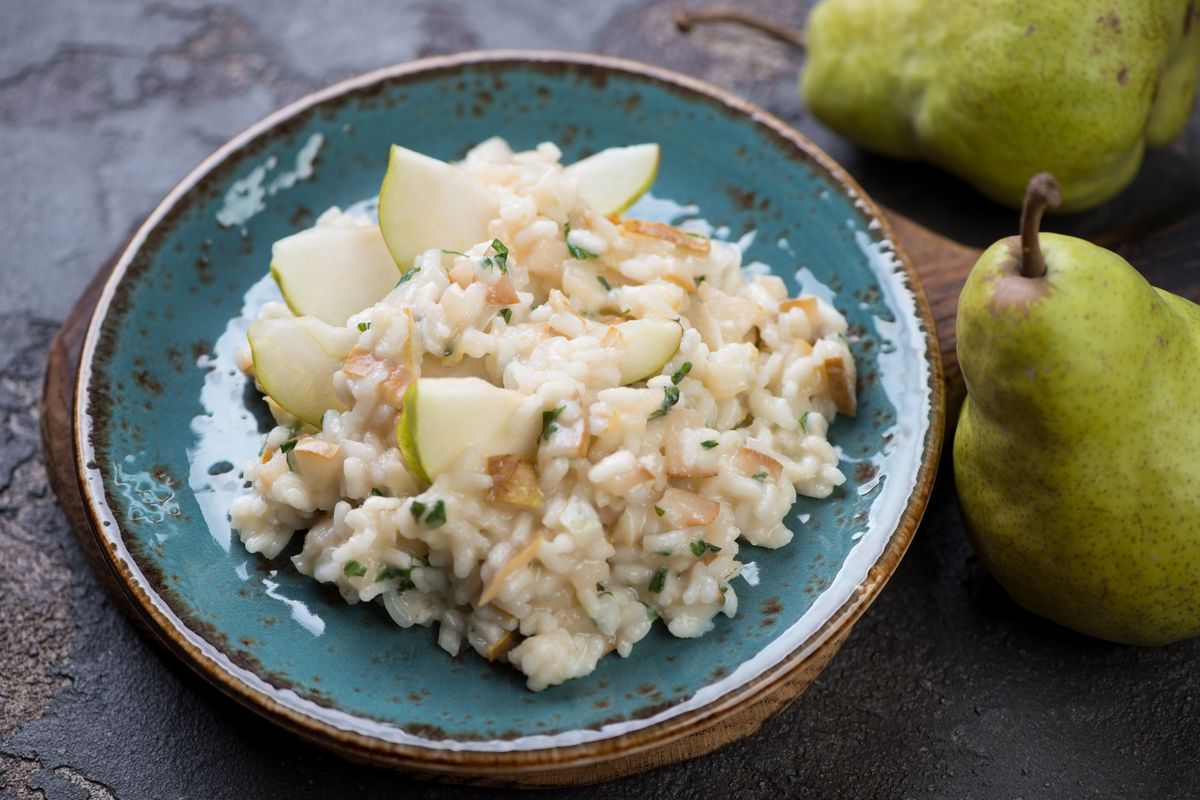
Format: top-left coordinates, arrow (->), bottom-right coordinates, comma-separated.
230,138 -> 856,691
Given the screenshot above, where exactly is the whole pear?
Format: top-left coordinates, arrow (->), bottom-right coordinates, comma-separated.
802,0 -> 1200,211
954,173 -> 1200,645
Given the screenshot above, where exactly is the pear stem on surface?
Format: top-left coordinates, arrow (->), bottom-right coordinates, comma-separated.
673,7 -> 807,50
1018,172 -> 1062,278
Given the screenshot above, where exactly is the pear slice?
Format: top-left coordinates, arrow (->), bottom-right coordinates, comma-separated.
377,145 -> 498,267
396,377 -> 540,482
610,318 -> 683,384
248,317 -> 356,428
566,144 -> 660,216
270,224 -> 399,325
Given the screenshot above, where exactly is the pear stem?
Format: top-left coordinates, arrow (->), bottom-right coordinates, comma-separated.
673,7 -> 807,50
1018,172 -> 1062,278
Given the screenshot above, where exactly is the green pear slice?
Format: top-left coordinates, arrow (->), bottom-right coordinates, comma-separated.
397,377 -> 540,482
566,144 -> 660,215
377,145 -> 498,267
270,223 -> 399,325
248,317 -> 356,428
613,318 -> 683,384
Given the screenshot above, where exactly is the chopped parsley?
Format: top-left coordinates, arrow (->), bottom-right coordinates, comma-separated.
377,565 -> 415,589
343,560 -> 368,578
370,488 -> 384,497
498,308 -> 512,324
410,500 -> 426,520
799,411 -> 810,434
280,438 -> 298,454
649,567 -> 667,594
488,239 -> 510,273
564,223 -> 598,260
650,385 -> 681,419
690,540 -> 722,557
443,347 -> 454,358
701,440 -> 718,449
397,266 -> 418,285
641,600 -> 659,620
440,249 -> 467,256
654,505 -> 666,517
424,499 -> 447,528
596,275 -> 612,291
751,470 -> 769,482
671,361 -> 692,384
620,308 -> 635,320
541,406 -> 566,440
357,322 -> 371,332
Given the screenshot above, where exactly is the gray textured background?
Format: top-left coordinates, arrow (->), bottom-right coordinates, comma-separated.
3,2 -> 1200,798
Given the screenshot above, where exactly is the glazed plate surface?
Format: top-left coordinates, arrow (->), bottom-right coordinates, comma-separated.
74,51 -> 943,777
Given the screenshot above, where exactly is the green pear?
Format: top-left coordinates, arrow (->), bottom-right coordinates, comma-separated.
248,316 -> 356,428
801,0 -> 1200,210
612,318 -> 683,384
954,173 -> 1200,645
564,143 -> 660,215
270,222 -> 399,326
396,377 -> 541,482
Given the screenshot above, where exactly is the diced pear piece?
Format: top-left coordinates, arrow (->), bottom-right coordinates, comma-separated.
611,318 -> 683,385
487,455 -> 543,509
270,224 -> 398,325
480,532 -> 545,606
658,487 -> 721,527
248,317 -> 356,428
377,145 -> 497,267
566,143 -> 660,216
290,439 -> 342,486
396,377 -> 540,482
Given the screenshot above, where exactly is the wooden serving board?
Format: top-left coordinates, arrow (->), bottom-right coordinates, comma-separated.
38,208 -> 1199,783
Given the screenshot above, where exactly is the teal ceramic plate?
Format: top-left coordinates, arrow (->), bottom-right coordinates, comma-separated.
74,51 -> 943,783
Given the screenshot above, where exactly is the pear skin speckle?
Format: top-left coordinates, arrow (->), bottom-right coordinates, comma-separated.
955,232 -> 1200,645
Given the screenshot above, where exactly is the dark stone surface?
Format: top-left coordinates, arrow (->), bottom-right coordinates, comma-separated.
3,1 -> 1200,798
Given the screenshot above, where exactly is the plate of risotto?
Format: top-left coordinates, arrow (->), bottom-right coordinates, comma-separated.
74,51 -> 943,784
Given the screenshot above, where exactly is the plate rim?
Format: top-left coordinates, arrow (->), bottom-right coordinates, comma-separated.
72,49 -> 946,775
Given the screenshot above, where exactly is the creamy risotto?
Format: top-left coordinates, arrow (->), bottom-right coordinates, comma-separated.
230,138 -> 856,690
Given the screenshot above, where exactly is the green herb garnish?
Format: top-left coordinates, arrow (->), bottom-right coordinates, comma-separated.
654,505 -> 666,517
650,385 -> 681,419
542,406 -> 566,440
443,347 -> 453,358
799,411 -> 810,434
489,239 -> 509,273
343,560 -> 367,578
701,440 -> 718,449
397,266 -> 418,285
424,499 -> 447,528
649,567 -> 667,594
596,275 -> 612,291
498,308 -> 512,323
410,500 -> 426,520
751,470 -> 769,482
280,438 -> 298,454
357,322 -> 371,332
377,565 -> 415,589
690,541 -> 722,557
440,249 -> 467,256
671,361 -> 692,384
695,275 -> 706,285
564,223 -> 598,260
371,488 -> 384,497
